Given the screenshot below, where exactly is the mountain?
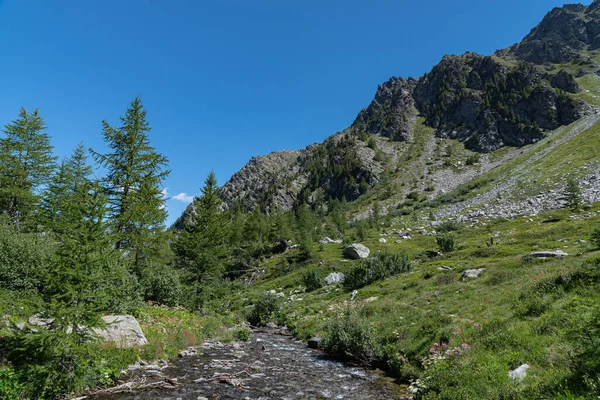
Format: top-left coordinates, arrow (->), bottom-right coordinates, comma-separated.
177,0 -> 600,219
500,0 -> 600,65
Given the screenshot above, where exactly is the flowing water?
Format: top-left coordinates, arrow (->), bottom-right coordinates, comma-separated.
91,332 -> 406,400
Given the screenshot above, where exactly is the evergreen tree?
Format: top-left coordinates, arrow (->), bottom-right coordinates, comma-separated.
565,177 -> 582,213
91,97 -> 170,273
40,143 -> 92,234
0,108 -> 56,230
173,172 -> 229,303
8,180 -> 128,397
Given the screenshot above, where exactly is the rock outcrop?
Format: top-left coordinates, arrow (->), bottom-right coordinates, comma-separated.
352,77 -> 419,142
413,53 -> 585,152
501,1 -> 600,65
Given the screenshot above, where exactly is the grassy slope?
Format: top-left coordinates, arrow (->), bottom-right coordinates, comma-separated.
229,79 -> 600,397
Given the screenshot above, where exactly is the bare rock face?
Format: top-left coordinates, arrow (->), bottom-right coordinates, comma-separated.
343,244 -> 370,260
413,53 -> 586,152
502,1 -> 600,65
352,77 -> 418,142
95,315 -> 148,348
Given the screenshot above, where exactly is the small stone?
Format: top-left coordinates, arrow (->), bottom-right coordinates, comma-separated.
325,272 -> 344,285
529,250 -> 568,258
508,364 -> 530,381
307,337 -> 323,349
461,268 -> 486,280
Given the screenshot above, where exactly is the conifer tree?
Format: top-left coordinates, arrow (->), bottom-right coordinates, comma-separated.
8,180 -> 127,397
173,172 -> 229,299
40,143 -> 92,234
0,108 -> 56,230
92,97 -> 170,273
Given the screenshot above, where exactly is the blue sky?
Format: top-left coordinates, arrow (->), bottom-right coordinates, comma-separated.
0,0 -> 590,224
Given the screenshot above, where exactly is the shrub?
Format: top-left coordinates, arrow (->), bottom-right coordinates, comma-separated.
436,220 -> 462,233
436,233 -> 456,253
324,307 -> 379,365
246,292 -> 283,326
0,224 -> 54,292
234,326 -> 251,341
140,264 -> 183,307
591,227 -> 600,248
465,153 -> 481,165
302,269 -> 324,292
343,252 -> 412,290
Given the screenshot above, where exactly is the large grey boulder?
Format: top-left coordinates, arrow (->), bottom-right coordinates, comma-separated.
343,244 -> 370,260
95,315 -> 148,348
325,272 -> 344,285
529,250 -> 568,258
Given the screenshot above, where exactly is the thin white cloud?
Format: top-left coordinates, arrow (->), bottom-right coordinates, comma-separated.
159,188 -> 169,210
173,192 -> 195,203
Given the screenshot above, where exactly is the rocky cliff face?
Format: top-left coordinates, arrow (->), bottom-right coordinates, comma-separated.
413,53 -> 585,152
501,1 -> 600,65
352,77 -> 418,142
177,1 -> 595,218
208,131 -> 386,213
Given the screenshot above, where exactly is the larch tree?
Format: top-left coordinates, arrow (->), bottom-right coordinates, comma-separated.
92,97 -> 170,274
40,143 -> 92,234
0,108 -> 56,230
173,172 -> 229,304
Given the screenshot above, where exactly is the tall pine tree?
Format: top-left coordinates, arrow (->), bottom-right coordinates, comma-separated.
0,108 -> 56,230
173,172 -> 229,303
92,97 -> 170,274
8,180 -> 128,397
40,143 -> 92,234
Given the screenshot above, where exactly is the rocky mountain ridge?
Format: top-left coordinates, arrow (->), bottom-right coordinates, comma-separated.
178,1 -> 600,219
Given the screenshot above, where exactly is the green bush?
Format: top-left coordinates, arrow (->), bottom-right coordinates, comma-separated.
324,307 -> 379,365
591,227 -> 600,248
436,233 -> 456,253
343,252 -> 412,290
0,224 -> 54,291
247,292 -> 283,326
140,264 -> 183,307
234,326 -> 251,341
465,153 -> 481,165
302,268 -> 324,292
437,220 -> 462,233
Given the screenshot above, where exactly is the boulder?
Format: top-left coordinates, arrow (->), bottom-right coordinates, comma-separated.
529,250 -> 568,258
343,244 -> 370,260
325,272 -> 345,285
95,315 -> 147,348
378,238 -> 387,243
308,336 -> 323,349
508,364 -> 530,381
461,268 -> 486,281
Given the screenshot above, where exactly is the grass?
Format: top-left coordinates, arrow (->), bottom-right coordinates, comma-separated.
226,200 -> 600,398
